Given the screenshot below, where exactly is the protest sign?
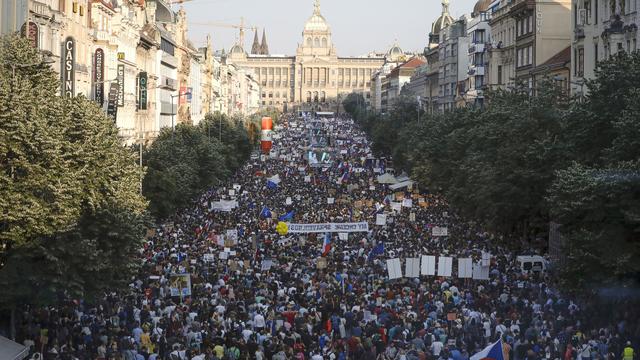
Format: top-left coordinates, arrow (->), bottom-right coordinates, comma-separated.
405,258 -> 420,278
458,258 -> 473,278
169,273 -> 192,297
226,229 -> 238,245
402,198 -> 413,208
286,222 -> 369,233
473,262 -> 490,280
338,233 -> 348,241
437,256 -> 453,277
376,214 -> 387,226
409,212 -> 416,222
286,197 -> 292,205
261,260 -> 273,271
327,197 -> 334,204
387,258 -> 402,280
391,202 -> 402,212
431,227 -> 449,237
421,255 -> 436,276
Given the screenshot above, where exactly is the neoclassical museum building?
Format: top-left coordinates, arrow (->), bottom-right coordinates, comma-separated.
226,0 -> 406,111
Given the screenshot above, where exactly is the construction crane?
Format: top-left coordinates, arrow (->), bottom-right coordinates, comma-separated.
190,17 -> 257,48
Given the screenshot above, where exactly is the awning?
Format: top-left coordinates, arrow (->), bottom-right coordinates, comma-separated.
389,180 -> 414,190
0,336 -> 29,360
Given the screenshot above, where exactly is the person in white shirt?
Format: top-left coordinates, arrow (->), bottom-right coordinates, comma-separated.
431,340 -> 444,356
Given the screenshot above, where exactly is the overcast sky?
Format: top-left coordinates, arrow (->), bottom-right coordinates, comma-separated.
180,0 -> 478,56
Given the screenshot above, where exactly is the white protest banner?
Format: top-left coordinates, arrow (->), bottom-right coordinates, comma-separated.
338,233 -> 348,241
211,200 -> 238,212
376,214 -> 387,226
327,197 -> 335,204
409,212 -> 416,222
286,197 -> 292,205
421,255 -> 436,276
391,202 -> 402,212
228,189 -> 235,196
473,262 -> 490,280
216,235 -> 225,247
402,198 -> 413,208
340,149 -> 348,154
369,185 -> 375,190
405,258 -> 420,278
437,256 -> 453,277
432,227 -> 449,237
458,258 -> 473,278
387,258 -> 402,280
286,222 -> 370,233
203,254 -> 215,263
304,176 -> 311,183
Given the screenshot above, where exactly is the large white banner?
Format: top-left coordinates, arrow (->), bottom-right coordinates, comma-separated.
438,256 -> 453,277
432,226 -> 449,237
473,262 -> 490,280
211,200 -> 238,212
286,222 -> 369,233
387,258 -> 402,280
458,258 -> 473,278
421,255 -> 436,276
405,258 -> 420,278
376,214 -> 387,226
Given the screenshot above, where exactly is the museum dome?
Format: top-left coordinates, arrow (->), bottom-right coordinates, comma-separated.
431,0 -> 454,35
304,0 -> 330,32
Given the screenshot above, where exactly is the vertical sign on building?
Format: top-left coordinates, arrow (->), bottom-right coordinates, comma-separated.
117,64 -> 125,106
106,83 -> 119,121
138,72 -> 148,110
94,48 -> 104,106
62,36 -> 75,98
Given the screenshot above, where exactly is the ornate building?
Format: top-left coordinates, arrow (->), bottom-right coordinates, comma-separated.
226,0 -> 388,111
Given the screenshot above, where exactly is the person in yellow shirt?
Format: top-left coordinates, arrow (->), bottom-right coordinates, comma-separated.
622,341 -> 634,360
214,344 -> 225,359
140,330 -> 154,353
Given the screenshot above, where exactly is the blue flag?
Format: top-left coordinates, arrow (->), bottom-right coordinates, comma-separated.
266,180 -> 278,190
260,206 -> 272,218
278,210 -> 295,221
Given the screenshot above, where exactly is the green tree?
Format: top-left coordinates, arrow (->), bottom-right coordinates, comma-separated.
0,35 -> 147,306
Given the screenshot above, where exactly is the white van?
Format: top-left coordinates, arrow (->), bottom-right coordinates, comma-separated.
516,255 -> 548,274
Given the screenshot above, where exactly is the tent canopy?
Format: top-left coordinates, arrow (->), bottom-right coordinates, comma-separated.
389,180 -> 414,190
0,336 -> 29,360
376,173 -> 398,184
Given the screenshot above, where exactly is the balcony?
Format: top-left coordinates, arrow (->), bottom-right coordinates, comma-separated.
160,53 -> 178,68
469,43 -> 485,54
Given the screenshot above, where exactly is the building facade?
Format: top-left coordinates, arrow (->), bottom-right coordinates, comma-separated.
226,0 -> 386,112
487,0 -> 517,90
571,0 -> 638,94
438,16 -> 470,112
464,0 -> 493,107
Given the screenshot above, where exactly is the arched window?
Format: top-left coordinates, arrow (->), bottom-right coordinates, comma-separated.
313,91 -> 319,102
314,37 -> 320,47
321,91 -> 326,102
306,91 -> 312,103
307,37 -> 312,46
322,37 -> 328,47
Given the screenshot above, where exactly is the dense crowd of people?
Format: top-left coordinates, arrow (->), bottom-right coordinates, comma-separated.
12,115 -> 639,360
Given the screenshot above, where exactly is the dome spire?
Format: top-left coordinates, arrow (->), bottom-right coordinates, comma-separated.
313,0 -> 321,15
442,0 -> 450,15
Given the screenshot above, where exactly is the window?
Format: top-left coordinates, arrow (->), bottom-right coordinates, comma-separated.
307,37 -> 312,46
497,65 -> 503,84
595,0 -> 598,23
322,38 -> 327,47
594,43 -> 598,64
578,48 -> 584,76
475,75 -> 484,89
314,37 -> 320,47
160,38 -> 175,56
474,29 -> 486,43
585,0 -> 592,23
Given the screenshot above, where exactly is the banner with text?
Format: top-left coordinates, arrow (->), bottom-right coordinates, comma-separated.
287,222 -> 369,233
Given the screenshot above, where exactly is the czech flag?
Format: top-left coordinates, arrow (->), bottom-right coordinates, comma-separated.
278,210 -> 295,222
322,233 -> 331,256
471,340 -> 505,360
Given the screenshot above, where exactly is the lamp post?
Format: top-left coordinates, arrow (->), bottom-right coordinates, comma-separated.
170,90 -> 192,138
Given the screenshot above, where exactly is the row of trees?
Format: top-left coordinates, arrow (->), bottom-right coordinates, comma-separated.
142,113 -> 253,219
0,35 -> 256,312
344,52 -> 640,292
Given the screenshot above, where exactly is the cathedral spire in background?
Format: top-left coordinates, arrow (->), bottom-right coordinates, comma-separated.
251,29 -> 261,54
260,28 -> 270,55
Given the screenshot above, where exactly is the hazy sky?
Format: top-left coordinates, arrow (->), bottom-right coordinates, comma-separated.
179,0 -> 478,56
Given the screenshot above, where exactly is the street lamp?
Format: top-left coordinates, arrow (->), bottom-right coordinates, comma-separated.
170,91 -> 192,138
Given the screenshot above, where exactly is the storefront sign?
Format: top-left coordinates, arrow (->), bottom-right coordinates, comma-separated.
536,7 -> 542,34
94,48 -> 104,106
138,72 -> 147,110
106,83 -> 119,121
62,36 -> 75,98
117,64 -> 124,106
